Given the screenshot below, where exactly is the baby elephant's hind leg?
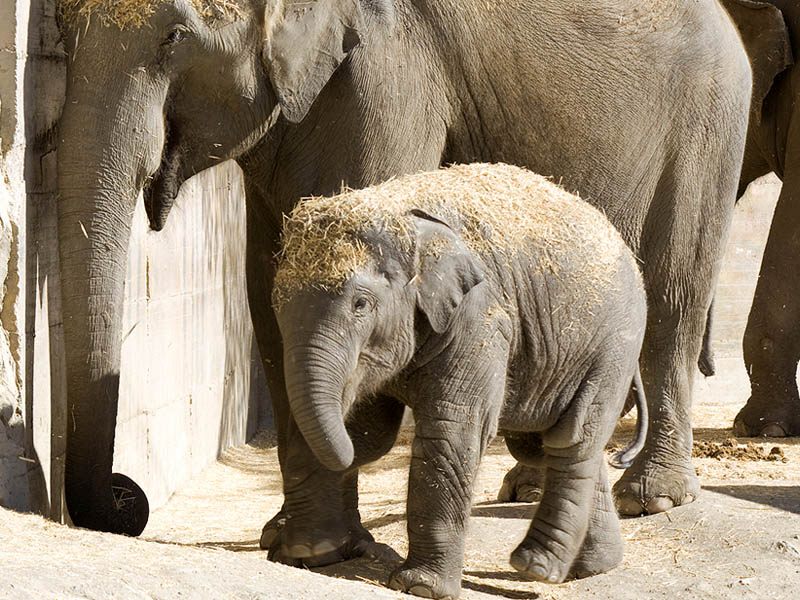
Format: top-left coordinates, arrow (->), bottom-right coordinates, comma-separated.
510,372 -> 625,583
569,464 -> 623,579
499,433 -> 546,503
509,451 -> 600,583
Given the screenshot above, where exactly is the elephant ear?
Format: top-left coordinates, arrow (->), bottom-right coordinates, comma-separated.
264,0 -> 364,123
411,209 -> 485,334
721,0 -> 793,125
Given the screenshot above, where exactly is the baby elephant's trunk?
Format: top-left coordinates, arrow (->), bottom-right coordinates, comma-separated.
609,368 -> 648,469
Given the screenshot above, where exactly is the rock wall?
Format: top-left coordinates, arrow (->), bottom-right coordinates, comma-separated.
2,0 -> 267,520
1,0 -> 34,513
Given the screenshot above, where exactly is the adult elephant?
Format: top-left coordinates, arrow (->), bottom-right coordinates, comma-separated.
719,0 -> 800,437
55,0 -> 750,550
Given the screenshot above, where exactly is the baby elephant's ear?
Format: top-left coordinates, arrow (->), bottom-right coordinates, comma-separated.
412,210 -> 485,333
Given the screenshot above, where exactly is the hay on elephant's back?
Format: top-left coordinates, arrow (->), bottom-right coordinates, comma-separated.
58,0 -> 243,29
274,162 -> 638,307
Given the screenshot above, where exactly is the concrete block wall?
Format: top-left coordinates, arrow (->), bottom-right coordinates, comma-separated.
2,0 -> 267,520
697,176 -> 781,405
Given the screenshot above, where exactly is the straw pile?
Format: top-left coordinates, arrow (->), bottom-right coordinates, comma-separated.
274,163 -> 637,308
58,0 -> 243,29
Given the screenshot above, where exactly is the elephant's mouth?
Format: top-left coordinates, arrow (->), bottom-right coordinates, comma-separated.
143,144 -> 184,232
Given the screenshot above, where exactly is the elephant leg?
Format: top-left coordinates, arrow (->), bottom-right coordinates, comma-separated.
245,197 -> 406,566
499,433 -> 545,503
388,416 -> 491,600
612,298 -> 703,516
267,395 -> 406,566
510,450 -> 601,583
569,464 -> 623,579
509,370 -> 620,584
737,166 -> 800,437
613,116 -> 743,515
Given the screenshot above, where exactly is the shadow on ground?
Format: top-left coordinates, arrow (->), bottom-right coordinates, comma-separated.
316,557 -> 542,600
704,484 -> 800,515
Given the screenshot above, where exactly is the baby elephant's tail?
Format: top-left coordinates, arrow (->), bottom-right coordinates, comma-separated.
609,368 -> 648,469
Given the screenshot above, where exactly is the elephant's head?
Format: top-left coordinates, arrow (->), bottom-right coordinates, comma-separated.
272,200 -> 483,471
55,0 -> 367,534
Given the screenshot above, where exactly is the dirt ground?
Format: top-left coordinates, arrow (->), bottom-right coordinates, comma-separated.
2,397 -> 799,600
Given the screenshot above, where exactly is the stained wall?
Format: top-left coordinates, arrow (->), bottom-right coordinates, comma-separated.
1,0 -> 268,520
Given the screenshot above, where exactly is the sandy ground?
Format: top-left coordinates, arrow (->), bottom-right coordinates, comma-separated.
2,396 -> 799,600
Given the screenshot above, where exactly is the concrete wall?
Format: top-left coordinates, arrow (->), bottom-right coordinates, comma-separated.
2,0 -> 267,520
697,175 -> 781,405
1,0 -> 36,513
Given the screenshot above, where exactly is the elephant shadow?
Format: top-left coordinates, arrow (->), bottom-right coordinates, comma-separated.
316,556 -> 543,600
704,484 -> 800,515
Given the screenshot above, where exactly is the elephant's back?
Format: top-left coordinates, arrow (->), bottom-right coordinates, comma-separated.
428,0 -> 751,246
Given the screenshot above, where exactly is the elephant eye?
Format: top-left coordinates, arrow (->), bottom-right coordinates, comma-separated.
163,27 -> 186,46
353,296 -> 370,312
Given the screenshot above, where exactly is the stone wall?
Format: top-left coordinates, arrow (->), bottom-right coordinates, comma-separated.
1,0 -> 267,520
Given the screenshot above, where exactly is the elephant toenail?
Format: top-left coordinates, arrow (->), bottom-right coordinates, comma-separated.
615,496 -> 645,516
409,584 -> 435,598
287,543 -> 313,558
646,496 -> 674,514
311,540 -> 338,555
509,551 -> 529,573
259,529 -> 278,549
759,423 -> 788,438
388,578 -> 405,591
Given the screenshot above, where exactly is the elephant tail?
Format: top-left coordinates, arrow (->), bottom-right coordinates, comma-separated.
609,367 -> 648,469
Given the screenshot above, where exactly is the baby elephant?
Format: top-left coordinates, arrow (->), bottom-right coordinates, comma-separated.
273,163 -> 647,599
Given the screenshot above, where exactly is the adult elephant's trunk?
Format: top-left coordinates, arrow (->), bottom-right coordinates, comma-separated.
56,69 -> 163,535
283,337 -> 355,472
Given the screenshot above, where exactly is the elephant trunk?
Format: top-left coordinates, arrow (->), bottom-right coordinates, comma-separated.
283,338 -> 355,472
56,90 -> 156,535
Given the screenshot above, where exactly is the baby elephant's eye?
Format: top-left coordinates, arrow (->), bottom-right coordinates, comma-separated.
163,27 -> 186,46
353,296 -> 370,312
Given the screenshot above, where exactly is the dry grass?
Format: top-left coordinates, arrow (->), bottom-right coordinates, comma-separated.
274,163 -> 638,309
58,0 -> 243,29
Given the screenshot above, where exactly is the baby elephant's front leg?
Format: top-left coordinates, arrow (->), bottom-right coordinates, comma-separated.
510,451 -> 600,583
388,418 -> 486,600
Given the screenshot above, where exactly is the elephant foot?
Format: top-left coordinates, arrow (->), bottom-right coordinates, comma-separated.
267,508 -> 373,567
497,464 -> 543,503
612,451 -> 698,516
509,540 -> 570,584
732,394 -> 800,438
568,505 -> 623,579
259,508 -> 286,550
388,564 -> 461,600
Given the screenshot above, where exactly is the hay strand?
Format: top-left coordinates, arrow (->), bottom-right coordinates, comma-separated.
58,0 -> 243,29
274,163 -> 638,309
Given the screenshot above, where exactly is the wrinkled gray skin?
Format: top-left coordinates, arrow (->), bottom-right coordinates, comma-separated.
718,0 -> 800,437
55,0 -> 749,548
275,208 -> 648,597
